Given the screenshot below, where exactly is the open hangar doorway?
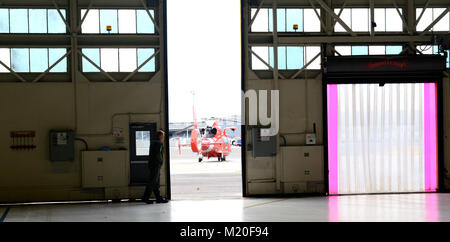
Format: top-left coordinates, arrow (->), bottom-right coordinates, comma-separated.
324,54 -> 446,195
166,0 -> 242,200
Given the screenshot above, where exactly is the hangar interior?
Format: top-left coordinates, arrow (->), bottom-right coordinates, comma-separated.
0,0 -> 169,202
0,0 -> 450,222
242,0 -> 450,197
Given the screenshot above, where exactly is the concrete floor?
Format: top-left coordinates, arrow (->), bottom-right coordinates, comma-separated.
2,147 -> 448,222
1,193 -> 449,222
170,147 -> 242,200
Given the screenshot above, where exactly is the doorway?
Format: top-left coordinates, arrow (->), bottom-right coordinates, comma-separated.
167,0 -> 242,200
129,122 -> 157,184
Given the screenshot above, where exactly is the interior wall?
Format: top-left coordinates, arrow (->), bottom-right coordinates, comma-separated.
245,76 -> 325,195
0,72 -> 165,203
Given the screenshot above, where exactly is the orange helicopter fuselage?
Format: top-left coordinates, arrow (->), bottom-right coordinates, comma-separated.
198,125 -> 232,158
185,106 -> 236,160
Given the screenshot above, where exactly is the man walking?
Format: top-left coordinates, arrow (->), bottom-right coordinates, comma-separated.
143,130 -> 168,204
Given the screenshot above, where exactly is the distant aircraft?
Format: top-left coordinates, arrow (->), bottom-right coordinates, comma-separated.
177,106 -> 236,162
231,136 -> 241,147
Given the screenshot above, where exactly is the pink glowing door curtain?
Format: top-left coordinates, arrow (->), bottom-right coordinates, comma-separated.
327,83 -> 438,194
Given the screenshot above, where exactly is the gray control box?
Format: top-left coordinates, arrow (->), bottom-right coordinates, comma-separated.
49,130 -> 75,161
251,127 -> 277,157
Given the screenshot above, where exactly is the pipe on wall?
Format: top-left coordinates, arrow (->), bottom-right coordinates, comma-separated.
76,112 -> 161,137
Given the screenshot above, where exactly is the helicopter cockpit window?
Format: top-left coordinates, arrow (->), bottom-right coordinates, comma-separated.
204,127 -> 217,138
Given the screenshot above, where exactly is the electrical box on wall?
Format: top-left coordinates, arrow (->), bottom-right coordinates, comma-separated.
49,130 -> 75,161
281,146 -> 324,193
82,150 -> 128,188
251,127 -> 277,157
306,133 -> 316,145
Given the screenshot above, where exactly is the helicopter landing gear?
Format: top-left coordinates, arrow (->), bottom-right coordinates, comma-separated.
218,155 -> 225,162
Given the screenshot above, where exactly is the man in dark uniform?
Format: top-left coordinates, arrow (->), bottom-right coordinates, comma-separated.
143,130 -> 168,204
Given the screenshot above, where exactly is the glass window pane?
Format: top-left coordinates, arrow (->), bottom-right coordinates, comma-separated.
286,9 -> 302,32
30,48 -> 48,72
251,8 -> 268,32
369,46 -> 385,55
386,45 -> 402,55
118,10 -> 136,34
268,9 -> 273,32
269,46 -> 274,67
433,8 -> 450,31
10,9 -> 28,33
49,48 -> 67,72
269,47 -> 286,70
334,8 -> 351,32
286,46 -> 303,69
374,8 -> 386,32
278,46 -> 287,70
48,9 -> 66,33
119,48 -> 137,72
433,45 -> 440,55
0,9 -> 10,33
277,9 -> 286,32
137,10 -> 155,34
386,8 -> 402,31
82,48 -> 100,72
251,46 -> 269,70
445,50 -> 449,68
81,9 -> 99,33
335,46 -> 351,56
304,9 -> 320,32
136,131 -> 150,156
352,8 -> 369,32
416,8 -> 433,32
306,46 -> 321,69
418,45 -> 433,54
137,48 -> 155,72
352,46 -> 369,55
0,48 -> 10,72
29,9 -> 47,33
99,9 -> 118,34
101,48 -> 119,72
11,48 -> 29,72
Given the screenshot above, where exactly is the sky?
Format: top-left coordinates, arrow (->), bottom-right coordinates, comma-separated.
167,0 -> 241,122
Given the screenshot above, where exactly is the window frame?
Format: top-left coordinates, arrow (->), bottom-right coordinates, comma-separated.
0,7 -> 68,34
79,7 -> 156,35
80,47 -> 157,73
251,45 -> 322,71
0,47 -> 69,74
333,7 -> 404,33
250,7 -> 321,33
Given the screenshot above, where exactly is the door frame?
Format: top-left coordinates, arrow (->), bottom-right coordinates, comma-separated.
162,0 -> 171,200
322,54 -> 446,194
129,122 -> 157,185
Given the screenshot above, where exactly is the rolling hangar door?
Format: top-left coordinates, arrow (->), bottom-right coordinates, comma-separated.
0,0 -> 170,203
324,55 -> 446,195
240,0 -> 450,197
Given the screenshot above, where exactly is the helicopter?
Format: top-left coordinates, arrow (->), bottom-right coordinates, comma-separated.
177,107 -> 237,162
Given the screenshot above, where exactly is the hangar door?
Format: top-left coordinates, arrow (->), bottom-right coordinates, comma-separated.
325,55 -> 445,195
